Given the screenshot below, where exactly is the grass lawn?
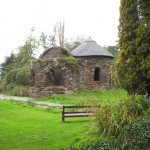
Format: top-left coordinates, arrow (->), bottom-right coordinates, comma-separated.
37,89 -> 128,105
0,100 -> 99,150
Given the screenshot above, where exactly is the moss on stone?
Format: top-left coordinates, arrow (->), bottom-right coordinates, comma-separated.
65,57 -> 78,69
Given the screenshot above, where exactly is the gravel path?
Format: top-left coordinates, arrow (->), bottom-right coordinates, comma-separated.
0,94 -> 63,107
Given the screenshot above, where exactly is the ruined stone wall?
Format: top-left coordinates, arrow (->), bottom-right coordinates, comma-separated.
29,56 -> 113,98
39,47 -> 70,59
29,58 -> 80,98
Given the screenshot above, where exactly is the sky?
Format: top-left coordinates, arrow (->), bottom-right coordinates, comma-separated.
0,0 -> 120,63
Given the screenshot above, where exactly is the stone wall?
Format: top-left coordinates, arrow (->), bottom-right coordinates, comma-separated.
29,56 -> 113,98
30,58 -> 80,98
39,46 -> 70,59
76,56 -> 112,90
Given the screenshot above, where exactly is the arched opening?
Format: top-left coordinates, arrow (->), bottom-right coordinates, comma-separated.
53,68 -> 64,86
94,67 -> 100,81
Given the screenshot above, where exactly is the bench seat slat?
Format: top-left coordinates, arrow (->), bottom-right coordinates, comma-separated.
64,112 -> 94,117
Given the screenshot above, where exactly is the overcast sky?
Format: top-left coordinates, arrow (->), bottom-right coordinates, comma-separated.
0,0 -> 120,63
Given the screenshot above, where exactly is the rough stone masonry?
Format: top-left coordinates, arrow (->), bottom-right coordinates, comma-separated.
29,39 -> 114,98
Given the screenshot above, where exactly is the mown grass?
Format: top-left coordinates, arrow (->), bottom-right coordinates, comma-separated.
37,89 -> 128,105
0,100 -> 99,150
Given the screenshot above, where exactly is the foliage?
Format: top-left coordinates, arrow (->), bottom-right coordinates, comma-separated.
66,116 -> 150,150
106,45 -> 119,58
115,0 -> 150,95
65,137 -> 117,150
121,116 -> 150,150
0,52 -> 15,76
106,45 -> 119,85
16,66 -> 30,86
94,95 -> 150,137
65,36 -> 85,51
15,28 -> 37,67
9,86 -> 29,97
65,57 -> 78,69
0,28 -> 36,94
4,65 -> 30,86
5,69 -> 18,84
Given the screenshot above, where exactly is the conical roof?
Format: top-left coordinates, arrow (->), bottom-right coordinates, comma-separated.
71,38 -> 113,57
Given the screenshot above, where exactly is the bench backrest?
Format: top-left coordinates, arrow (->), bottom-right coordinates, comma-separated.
62,105 -> 101,122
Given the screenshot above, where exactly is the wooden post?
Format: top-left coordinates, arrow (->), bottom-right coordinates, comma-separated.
62,106 -> 65,122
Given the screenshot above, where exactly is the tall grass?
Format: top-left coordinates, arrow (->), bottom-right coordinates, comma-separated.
94,95 -> 150,137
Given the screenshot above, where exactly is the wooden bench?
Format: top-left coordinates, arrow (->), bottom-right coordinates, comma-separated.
62,105 -> 100,122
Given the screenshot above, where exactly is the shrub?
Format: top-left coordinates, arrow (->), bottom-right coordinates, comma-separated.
121,116 -> 150,150
65,137 -> 118,150
0,79 -> 7,92
94,95 -> 150,136
10,86 -> 29,97
16,67 -> 30,86
65,116 -> 150,150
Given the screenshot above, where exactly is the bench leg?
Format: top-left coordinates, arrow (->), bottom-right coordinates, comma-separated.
62,115 -> 65,122
62,106 -> 65,122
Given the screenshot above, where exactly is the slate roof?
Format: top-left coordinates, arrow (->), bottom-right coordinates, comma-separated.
71,38 -> 113,57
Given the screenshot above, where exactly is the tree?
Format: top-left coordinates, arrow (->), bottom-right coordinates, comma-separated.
0,52 -> 15,76
115,0 -> 150,95
106,45 -> 119,58
38,21 -> 65,50
57,21 -> 65,47
16,27 -> 38,67
65,36 -> 85,51
136,0 -> 150,95
38,25 -> 57,50
0,28 -> 38,87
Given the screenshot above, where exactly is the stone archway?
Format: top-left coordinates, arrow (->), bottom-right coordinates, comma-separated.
53,68 -> 64,86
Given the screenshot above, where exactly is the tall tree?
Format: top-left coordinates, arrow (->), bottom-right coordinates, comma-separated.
115,0 -> 139,93
115,0 -> 150,95
137,0 -> 150,95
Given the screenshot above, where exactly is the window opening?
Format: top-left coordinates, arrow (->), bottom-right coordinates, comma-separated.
94,67 -> 100,81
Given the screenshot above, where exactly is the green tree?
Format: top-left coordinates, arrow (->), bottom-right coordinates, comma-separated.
115,0 -> 150,95
0,52 -> 15,76
65,36 -> 85,51
137,0 -> 150,95
106,45 -> 119,58
15,27 -> 38,68
0,28 -> 38,87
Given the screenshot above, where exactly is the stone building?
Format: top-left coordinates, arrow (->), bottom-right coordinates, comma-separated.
29,39 -> 114,98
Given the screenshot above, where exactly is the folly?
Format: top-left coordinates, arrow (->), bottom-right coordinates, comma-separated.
29,38 -> 114,98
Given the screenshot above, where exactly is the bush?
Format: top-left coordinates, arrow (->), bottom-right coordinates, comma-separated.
16,67 -> 30,86
5,69 -> 18,84
121,116 -> 150,150
94,95 -> 150,136
10,86 -> 29,97
0,79 -> 7,92
65,116 -> 150,150
65,137 -> 118,150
